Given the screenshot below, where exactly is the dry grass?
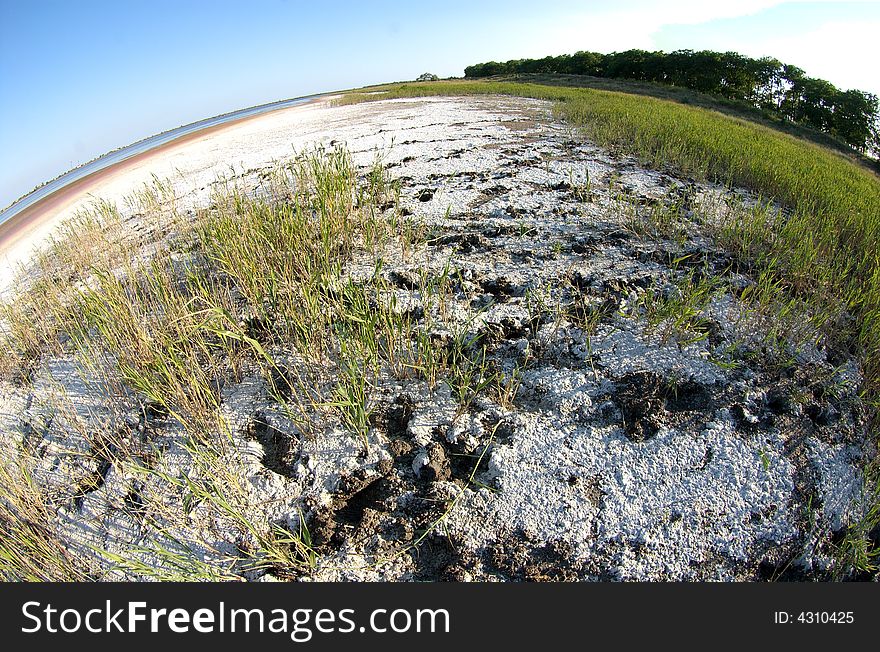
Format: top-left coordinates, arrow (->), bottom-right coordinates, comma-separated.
0,145 -> 507,580
3,84 -> 878,578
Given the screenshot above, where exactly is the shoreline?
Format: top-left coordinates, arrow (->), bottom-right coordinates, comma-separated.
0,94 -> 870,581
0,94 -> 335,282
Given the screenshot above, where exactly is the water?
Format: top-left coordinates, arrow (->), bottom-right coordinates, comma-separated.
0,93 -> 321,227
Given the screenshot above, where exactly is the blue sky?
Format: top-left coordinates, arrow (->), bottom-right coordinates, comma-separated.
1,0 -> 879,210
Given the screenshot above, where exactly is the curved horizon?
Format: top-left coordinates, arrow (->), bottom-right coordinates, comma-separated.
4,1 -> 878,214
0,90 -> 331,229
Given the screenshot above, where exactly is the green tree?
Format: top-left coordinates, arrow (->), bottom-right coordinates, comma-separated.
462,49 -> 880,153
831,90 -> 880,151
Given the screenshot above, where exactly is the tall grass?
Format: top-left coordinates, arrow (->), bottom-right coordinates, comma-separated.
0,451 -> 94,581
343,80 -> 880,392
74,262 -> 238,439
0,145 -> 504,579
3,83 -> 878,578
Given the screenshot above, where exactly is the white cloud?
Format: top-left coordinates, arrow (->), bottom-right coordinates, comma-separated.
509,1 -> 880,95
522,1 -> 791,55
707,19 -> 880,95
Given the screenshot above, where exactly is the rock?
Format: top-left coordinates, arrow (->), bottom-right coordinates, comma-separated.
412,443 -> 451,482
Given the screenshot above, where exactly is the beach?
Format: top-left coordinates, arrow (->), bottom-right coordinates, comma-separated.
0,94 -> 339,291
0,94 -> 871,581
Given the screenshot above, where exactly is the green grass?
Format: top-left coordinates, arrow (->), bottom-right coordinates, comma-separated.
342,80 -> 880,394
0,145 -> 514,580
487,73 -> 879,169
0,452 -> 94,581
637,268 -> 721,347
344,79 -> 880,570
3,78 -> 879,580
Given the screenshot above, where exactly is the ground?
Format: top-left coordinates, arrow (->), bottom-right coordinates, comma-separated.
0,96 -> 874,581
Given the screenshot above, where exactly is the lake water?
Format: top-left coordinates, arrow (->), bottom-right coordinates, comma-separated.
0,93 -> 320,227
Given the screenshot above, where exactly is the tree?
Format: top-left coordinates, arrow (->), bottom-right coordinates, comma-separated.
746,57 -> 784,109
464,61 -> 509,77
569,50 -> 605,76
830,90 -> 879,151
782,75 -> 837,131
719,51 -> 753,101
604,50 -> 662,81
461,49 -> 880,154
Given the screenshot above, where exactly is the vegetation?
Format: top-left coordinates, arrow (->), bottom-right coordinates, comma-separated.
343,78 -> 880,572
464,49 -> 880,154
0,146 -> 515,580
3,72 -> 880,579
343,80 -> 880,398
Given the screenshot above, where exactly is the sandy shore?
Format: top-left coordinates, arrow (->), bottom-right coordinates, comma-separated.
0,94 -> 870,581
0,95 -> 339,290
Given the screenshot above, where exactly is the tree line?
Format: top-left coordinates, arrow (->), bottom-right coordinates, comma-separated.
464,50 -> 880,154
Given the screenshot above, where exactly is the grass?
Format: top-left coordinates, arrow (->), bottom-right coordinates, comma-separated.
342,80 -> 880,395
489,73 -> 880,171
0,143 -> 521,580
0,449 -> 94,581
343,78 -> 880,569
0,148 -> 383,578
637,268 -> 720,347
2,76 -> 879,579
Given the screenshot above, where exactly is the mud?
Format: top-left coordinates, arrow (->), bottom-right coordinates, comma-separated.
0,96 -> 875,581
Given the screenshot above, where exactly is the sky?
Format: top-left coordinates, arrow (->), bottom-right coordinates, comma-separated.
1,0 -> 879,210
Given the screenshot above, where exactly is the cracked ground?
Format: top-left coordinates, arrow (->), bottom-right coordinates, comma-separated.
0,96 -> 874,581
